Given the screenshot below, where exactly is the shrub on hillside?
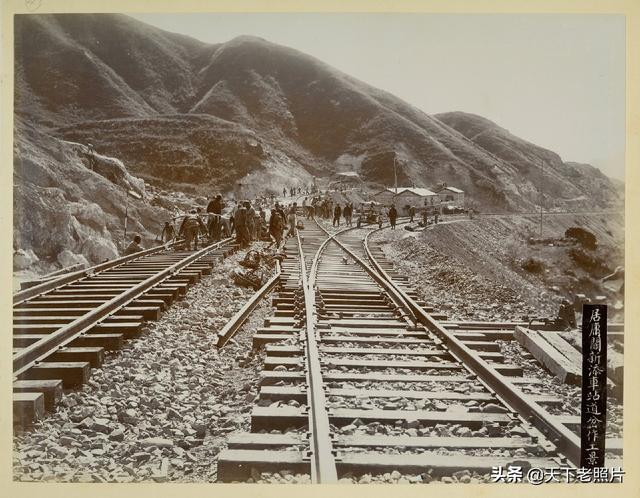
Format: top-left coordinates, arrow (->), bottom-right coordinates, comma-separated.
521,257 -> 544,274
567,247 -> 610,276
565,227 -> 597,250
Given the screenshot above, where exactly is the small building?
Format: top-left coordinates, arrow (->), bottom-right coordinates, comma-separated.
393,187 -> 440,209
433,184 -> 465,205
372,188 -> 399,206
373,187 -> 440,214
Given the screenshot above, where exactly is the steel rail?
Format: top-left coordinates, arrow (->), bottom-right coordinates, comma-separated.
13,238 -> 233,378
296,231 -> 338,483
13,239 -> 185,305
360,228 -> 582,466
313,222 -> 417,323
216,260 -> 282,348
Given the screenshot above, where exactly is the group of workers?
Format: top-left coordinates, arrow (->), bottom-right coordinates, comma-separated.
124,190 -> 467,257
126,195 -> 304,255
282,184 -> 316,198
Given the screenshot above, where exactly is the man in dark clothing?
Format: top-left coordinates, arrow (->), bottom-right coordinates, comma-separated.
124,235 -> 144,255
557,299 -> 577,329
178,211 -> 198,250
207,194 -> 224,215
246,201 -> 256,243
207,194 -> 223,237
269,203 -> 285,249
343,203 -> 352,226
179,210 -> 207,251
389,205 -> 398,229
234,204 -> 249,248
409,206 -> 416,223
333,204 -> 342,227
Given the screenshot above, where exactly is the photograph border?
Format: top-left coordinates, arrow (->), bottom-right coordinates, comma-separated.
2,1 -> 638,497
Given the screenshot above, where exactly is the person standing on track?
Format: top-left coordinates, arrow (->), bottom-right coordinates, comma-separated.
333,203 -> 342,227
286,202 -> 298,238
179,210 -> 206,251
234,203 -> 249,249
269,203 -> 285,249
246,201 -> 257,243
343,203 -> 352,226
207,194 -> 224,240
389,204 -> 398,230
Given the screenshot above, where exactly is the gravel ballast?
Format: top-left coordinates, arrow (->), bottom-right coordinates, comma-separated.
13,247 -> 276,483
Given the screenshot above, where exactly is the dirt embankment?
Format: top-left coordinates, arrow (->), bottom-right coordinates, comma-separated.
375,213 -> 624,322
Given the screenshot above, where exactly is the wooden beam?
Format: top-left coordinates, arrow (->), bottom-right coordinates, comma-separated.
514,326 -> 581,385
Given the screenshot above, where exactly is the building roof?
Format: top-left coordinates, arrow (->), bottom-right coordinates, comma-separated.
443,186 -> 464,193
334,171 -> 360,178
402,187 -> 438,197
374,187 -> 438,197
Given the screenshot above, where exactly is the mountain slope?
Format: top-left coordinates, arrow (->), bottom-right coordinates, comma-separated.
15,14 -> 212,127
13,14 -> 622,274
435,112 -> 621,209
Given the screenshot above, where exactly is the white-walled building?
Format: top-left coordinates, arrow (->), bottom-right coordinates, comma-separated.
433,184 -> 465,205
373,187 -> 440,207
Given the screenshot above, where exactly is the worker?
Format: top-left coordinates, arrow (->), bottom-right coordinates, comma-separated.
86,143 -> 96,171
269,203 -> 285,249
195,207 -> 208,240
258,208 -> 269,240
333,204 -> 342,227
557,299 -> 577,329
124,235 -> 144,255
160,222 -> 175,243
286,202 -> 298,238
206,195 -> 223,237
207,194 -> 224,215
234,203 -> 249,248
344,203 -> 352,226
409,205 -> 416,223
389,204 -> 398,229
246,201 -> 256,242
179,209 -> 206,251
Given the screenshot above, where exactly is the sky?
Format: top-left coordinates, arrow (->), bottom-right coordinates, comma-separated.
130,13 -> 625,180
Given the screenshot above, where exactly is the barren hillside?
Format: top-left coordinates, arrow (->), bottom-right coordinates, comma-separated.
14,13 -> 623,276
16,14 -> 621,210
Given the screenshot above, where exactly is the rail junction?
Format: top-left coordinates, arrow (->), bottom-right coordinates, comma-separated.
12,216 -> 623,484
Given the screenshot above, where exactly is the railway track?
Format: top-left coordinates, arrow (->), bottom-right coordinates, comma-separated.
13,238 -> 234,426
217,218 -> 620,483
12,212 -> 623,483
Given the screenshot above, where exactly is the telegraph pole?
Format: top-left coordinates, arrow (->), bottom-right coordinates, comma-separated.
393,154 -> 398,194
539,158 -> 544,238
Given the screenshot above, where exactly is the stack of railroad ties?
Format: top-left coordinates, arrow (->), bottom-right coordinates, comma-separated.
215,217 -> 623,484
12,236 -> 238,426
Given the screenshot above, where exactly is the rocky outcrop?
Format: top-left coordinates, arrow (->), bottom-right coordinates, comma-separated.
13,120 -> 170,275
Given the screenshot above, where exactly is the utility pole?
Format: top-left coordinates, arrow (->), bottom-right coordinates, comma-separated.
539,158 -> 544,238
393,154 -> 398,194
123,189 -> 142,249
